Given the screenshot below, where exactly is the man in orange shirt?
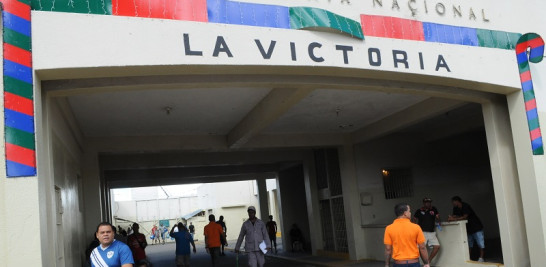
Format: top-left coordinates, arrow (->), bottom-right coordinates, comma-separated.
384,203 -> 430,267
204,214 -> 225,267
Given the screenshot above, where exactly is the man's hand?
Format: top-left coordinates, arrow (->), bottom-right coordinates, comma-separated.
424,264 -> 430,267
266,247 -> 271,251
235,249 -> 240,254
206,248 -> 210,254
193,247 -> 197,254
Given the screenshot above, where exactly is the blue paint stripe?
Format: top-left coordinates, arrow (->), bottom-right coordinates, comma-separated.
6,160 -> 36,177
517,52 -> 528,64
4,108 -> 34,133
423,22 -> 478,46
207,0 -> 289,28
2,12 -> 31,37
527,108 -> 539,121
531,137 -> 543,151
521,80 -> 534,92
4,59 -> 32,84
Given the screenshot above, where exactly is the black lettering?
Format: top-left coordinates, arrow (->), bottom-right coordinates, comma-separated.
418,52 -> 424,70
392,50 -> 409,68
213,36 -> 233,57
336,45 -> 353,64
255,40 -> 276,59
368,48 -> 381,66
290,42 -> 297,61
308,42 -> 324,62
183,33 -> 203,56
435,55 -> 451,72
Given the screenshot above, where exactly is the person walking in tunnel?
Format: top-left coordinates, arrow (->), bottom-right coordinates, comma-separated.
171,222 -> 196,267
448,196 -> 485,262
235,206 -> 271,267
188,222 -> 195,240
204,214 -> 225,266
413,197 -> 441,264
384,203 -> 430,267
127,223 -> 150,267
266,215 -> 278,253
91,222 -> 135,267
216,215 -> 228,256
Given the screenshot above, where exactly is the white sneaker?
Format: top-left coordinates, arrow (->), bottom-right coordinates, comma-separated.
478,258 -> 484,262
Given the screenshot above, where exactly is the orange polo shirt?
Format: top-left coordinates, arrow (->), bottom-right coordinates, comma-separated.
384,218 -> 425,260
204,222 -> 224,248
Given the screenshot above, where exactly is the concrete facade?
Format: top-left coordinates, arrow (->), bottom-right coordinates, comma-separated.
0,0 -> 545,266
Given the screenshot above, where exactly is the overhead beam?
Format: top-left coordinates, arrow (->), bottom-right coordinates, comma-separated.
351,98 -> 464,144
227,88 -> 314,148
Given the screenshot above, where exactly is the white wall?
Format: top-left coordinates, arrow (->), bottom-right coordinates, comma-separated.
355,131 -> 500,259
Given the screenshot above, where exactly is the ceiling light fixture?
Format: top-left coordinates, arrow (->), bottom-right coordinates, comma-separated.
163,106 -> 173,115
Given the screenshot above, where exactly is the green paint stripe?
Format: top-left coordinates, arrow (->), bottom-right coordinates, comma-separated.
533,146 -> 544,155
4,76 -> 33,100
517,33 -> 540,44
519,62 -> 529,72
5,126 -> 35,150
477,29 -> 521,50
523,90 -> 535,102
31,0 -> 112,14
528,118 -> 540,131
3,28 -> 31,51
289,7 -> 364,40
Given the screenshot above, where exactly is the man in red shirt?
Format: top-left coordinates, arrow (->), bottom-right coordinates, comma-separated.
204,214 -> 225,267
384,203 -> 430,267
127,223 -> 150,267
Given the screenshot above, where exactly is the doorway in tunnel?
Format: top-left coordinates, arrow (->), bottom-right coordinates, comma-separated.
355,103 -> 504,264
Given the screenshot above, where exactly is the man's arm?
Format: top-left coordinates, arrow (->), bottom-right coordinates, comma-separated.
448,214 -> 468,221
170,225 -> 176,235
412,216 -> 419,224
384,244 -> 392,267
235,224 -> 246,252
418,242 -> 431,267
121,264 -> 133,267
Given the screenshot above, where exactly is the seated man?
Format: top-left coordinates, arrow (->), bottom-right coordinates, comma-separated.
289,224 -> 304,252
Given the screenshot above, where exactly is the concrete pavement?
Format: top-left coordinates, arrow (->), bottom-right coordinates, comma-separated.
145,239 -> 385,267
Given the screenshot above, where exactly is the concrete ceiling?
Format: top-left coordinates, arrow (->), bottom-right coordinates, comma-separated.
67,87 -> 272,136
66,87 -> 427,137
263,89 -> 426,134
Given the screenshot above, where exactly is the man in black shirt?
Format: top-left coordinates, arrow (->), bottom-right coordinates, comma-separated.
413,197 -> 441,263
448,196 -> 485,262
216,215 -> 228,256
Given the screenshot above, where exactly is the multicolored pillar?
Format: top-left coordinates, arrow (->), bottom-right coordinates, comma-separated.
2,0 -> 36,177
516,33 -> 544,155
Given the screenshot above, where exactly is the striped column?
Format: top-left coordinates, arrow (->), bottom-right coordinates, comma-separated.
2,0 -> 36,177
516,33 -> 544,155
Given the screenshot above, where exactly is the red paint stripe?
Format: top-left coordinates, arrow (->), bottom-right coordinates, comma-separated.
5,92 -> 33,116
2,0 -> 31,21
520,71 -> 532,83
530,128 -> 542,141
5,143 -> 36,167
361,15 -> 424,41
516,37 -> 545,53
112,0 -> 207,22
525,99 -> 537,111
4,43 -> 32,67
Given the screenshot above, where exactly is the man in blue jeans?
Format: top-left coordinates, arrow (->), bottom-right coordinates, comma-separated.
448,196 -> 485,262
